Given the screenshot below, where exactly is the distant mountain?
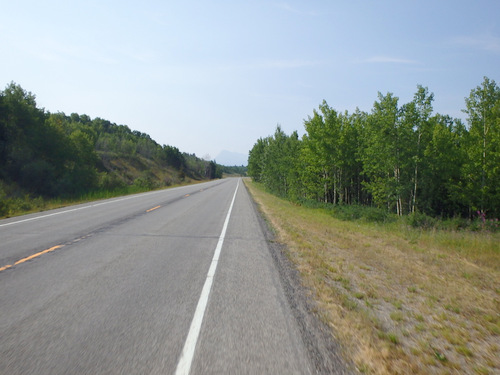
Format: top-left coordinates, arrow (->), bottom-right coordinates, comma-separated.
215,150 -> 248,166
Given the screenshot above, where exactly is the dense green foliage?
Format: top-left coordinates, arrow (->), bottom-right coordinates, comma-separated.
0,82 -> 223,215
220,165 -> 248,176
248,77 -> 500,222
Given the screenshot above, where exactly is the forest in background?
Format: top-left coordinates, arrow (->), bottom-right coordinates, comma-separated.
0,82 -> 245,217
248,77 -> 500,227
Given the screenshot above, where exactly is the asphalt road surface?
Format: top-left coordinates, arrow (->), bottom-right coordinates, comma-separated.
0,178 -> 346,374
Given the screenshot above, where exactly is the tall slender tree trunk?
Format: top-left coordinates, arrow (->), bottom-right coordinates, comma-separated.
481,108 -> 487,211
412,131 -> 422,214
412,163 -> 418,214
395,166 -> 402,216
323,169 -> 328,203
333,174 -> 337,205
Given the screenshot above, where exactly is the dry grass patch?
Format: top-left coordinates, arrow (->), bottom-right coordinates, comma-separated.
245,180 -> 500,375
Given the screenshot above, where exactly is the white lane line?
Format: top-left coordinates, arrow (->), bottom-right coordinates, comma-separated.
0,195 -> 140,228
0,183 -> 197,228
175,179 -> 240,375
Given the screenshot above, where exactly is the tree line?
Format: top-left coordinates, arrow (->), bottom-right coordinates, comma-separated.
0,82 -> 222,200
248,77 -> 500,220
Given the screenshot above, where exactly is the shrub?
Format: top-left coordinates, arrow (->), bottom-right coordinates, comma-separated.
471,211 -> 500,232
323,204 -> 396,223
439,216 -> 469,231
0,197 -> 9,217
406,212 -> 437,229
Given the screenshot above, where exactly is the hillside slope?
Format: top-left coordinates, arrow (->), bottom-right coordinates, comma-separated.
0,82 -> 222,216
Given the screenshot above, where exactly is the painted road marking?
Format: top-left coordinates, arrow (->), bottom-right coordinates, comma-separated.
14,245 -> 63,265
175,180 -> 239,375
146,205 -> 161,212
0,184 -> 194,228
0,245 -> 64,272
0,194 -> 144,228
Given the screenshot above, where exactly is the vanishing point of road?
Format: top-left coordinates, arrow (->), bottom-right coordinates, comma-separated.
0,178 -> 348,374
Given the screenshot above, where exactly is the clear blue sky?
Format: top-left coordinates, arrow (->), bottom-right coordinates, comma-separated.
1,1 -> 499,162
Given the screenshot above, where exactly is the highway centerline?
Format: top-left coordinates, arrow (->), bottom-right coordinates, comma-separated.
174,179 -> 239,375
0,245 -> 64,272
0,182 -> 223,229
0,190 -> 166,228
0,182 -> 223,272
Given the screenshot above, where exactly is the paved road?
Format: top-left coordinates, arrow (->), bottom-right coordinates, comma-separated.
0,178 -> 316,374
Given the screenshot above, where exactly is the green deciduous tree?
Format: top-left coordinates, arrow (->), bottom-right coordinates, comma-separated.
248,77 -> 499,220
261,126 -> 292,197
423,114 -> 467,216
401,85 -> 434,213
463,77 -> 500,216
362,92 -> 405,214
248,137 -> 268,182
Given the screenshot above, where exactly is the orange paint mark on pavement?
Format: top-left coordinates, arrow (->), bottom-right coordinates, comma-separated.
14,245 -> 63,266
146,205 -> 161,212
0,245 -> 64,272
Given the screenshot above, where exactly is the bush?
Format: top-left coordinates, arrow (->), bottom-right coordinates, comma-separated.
470,211 -> 500,232
362,206 -> 396,223
0,197 -> 9,217
439,217 -> 469,231
98,172 -> 125,191
324,204 -> 395,223
406,212 -> 437,229
330,205 -> 364,221
20,160 -> 57,196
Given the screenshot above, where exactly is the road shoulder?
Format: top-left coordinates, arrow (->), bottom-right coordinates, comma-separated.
244,180 -> 353,374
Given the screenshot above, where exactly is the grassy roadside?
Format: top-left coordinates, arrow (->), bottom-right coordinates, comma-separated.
244,179 -> 499,375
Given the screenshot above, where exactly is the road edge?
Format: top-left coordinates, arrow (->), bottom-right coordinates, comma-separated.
243,181 -> 354,374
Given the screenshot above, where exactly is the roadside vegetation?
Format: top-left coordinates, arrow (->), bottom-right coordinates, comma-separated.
0,82 -> 248,218
245,179 -> 499,374
246,77 -> 499,373
248,77 -> 500,223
